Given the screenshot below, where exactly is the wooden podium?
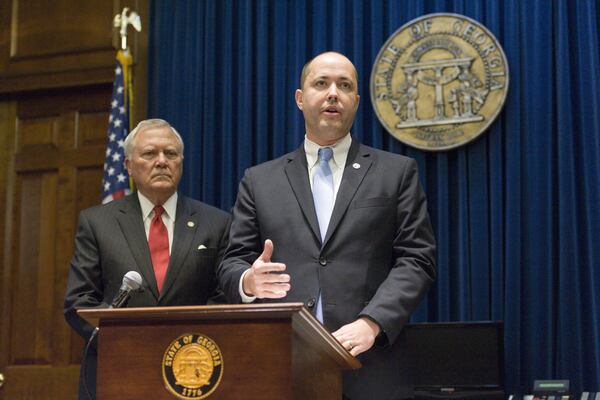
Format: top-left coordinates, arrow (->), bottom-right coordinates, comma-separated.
78,303 -> 360,400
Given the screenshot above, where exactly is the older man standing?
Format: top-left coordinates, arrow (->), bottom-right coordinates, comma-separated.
64,118 -> 230,399
218,52 -> 436,399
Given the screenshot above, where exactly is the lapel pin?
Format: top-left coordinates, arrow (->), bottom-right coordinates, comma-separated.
187,221 -> 195,228
352,163 -> 361,169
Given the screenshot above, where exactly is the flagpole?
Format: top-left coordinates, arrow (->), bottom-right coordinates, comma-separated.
113,8 -> 142,52
101,9 -> 142,204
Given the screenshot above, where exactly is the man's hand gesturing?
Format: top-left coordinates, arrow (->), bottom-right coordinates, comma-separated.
242,239 -> 290,298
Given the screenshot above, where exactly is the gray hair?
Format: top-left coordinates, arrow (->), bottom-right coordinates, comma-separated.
124,118 -> 185,158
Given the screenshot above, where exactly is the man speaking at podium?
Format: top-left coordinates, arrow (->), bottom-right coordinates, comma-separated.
64,119 -> 230,399
218,52 -> 436,399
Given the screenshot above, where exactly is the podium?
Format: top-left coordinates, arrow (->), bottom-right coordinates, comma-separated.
78,303 -> 360,400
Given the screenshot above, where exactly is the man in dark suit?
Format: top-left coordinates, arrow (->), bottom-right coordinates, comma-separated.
218,52 -> 436,399
64,118 -> 230,399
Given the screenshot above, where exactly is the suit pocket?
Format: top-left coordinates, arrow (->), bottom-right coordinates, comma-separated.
353,197 -> 393,209
197,247 -> 218,258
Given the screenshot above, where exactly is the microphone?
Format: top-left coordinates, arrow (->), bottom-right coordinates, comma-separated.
110,271 -> 143,308
82,271 -> 143,400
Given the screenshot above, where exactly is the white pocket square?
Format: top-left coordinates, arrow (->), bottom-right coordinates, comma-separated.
197,244 -> 207,250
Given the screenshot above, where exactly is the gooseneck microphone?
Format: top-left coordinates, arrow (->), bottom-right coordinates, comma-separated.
110,270 -> 143,308
83,271 -> 143,400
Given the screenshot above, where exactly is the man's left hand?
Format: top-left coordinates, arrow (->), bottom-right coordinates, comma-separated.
332,317 -> 381,357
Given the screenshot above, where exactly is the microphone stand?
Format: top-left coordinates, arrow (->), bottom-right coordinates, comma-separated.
80,270 -> 143,400
82,327 -> 99,400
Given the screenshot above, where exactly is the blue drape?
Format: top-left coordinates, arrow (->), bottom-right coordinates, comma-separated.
148,0 -> 600,394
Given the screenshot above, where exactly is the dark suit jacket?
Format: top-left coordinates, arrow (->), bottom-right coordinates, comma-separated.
64,192 -> 230,399
218,139 -> 436,400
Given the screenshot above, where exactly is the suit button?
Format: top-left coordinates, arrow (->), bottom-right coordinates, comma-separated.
319,257 -> 327,266
306,298 -> 316,308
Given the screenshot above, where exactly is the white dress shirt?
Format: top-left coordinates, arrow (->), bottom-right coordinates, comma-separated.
137,191 -> 178,253
239,133 -> 353,302
304,132 -> 351,199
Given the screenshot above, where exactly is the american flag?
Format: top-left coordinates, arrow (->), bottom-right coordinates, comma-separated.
102,50 -> 133,204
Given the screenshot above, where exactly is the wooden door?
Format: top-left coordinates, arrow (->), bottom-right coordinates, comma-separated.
0,86 -> 110,399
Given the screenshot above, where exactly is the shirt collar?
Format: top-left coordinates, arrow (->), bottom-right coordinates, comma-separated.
137,191 -> 178,221
304,133 -> 352,169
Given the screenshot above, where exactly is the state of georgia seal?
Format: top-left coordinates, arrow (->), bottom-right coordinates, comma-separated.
370,13 -> 509,151
162,333 -> 224,399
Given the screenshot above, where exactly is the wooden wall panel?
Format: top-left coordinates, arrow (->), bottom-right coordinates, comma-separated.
0,1 -> 148,397
11,1 -> 113,60
0,101 -> 17,373
1,87 -> 112,399
10,172 -> 58,366
0,0 -> 147,96
79,112 -> 110,147
16,117 -> 58,151
77,167 -> 105,211
0,366 -> 80,400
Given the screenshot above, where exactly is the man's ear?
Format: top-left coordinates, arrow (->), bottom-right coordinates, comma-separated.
295,89 -> 303,111
124,158 -> 132,174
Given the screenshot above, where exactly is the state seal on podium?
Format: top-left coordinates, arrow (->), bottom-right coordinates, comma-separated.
162,333 -> 224,399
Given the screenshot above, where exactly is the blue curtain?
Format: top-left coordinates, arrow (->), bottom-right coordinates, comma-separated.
148,0 -> 600,394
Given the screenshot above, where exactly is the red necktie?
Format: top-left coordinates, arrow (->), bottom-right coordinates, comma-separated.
149,206 -> 170,293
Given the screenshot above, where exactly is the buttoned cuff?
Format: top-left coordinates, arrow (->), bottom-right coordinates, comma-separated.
239,269 -> 256,303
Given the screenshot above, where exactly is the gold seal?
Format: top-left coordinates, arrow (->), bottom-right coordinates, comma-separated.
370,13 -> 509,151
162,333 -> 224,399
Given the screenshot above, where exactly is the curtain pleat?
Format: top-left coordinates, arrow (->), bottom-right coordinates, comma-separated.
148,0 -> 600,393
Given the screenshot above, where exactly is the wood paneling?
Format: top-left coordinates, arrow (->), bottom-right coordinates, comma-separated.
0,1 -> 148,398
79,112 -> 111,147
10,172 -> 58,365
1,86 -> 112,399
0,366 -> 80,400
16,117 -> 58,151
0,0 -> 147,96
10,1 -> 113,60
